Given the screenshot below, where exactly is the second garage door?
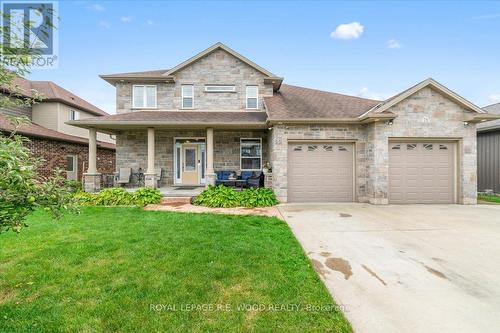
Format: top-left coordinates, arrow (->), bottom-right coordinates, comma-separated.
288,142 -> 354,202
389,141 -> 456,204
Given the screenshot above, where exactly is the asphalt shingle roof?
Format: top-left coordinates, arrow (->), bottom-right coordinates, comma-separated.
264,84 -> 380,120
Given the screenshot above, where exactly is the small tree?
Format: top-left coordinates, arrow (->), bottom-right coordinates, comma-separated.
0,123 -> 79,233
0,6 -> 77,233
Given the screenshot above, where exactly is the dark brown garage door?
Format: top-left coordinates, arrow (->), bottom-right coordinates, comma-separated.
389,141 -> 456,204
287,142 -> 354,202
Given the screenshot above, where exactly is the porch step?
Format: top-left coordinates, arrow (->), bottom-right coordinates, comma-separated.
160,197 -> 192,205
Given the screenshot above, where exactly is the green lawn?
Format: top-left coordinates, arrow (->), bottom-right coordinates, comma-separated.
478,194 -> 500,204
0,207 -> 351,333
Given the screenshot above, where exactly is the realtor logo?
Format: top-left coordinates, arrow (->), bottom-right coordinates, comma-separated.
1,1 -> 58,68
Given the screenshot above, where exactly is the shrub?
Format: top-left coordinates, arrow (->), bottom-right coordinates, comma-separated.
65,180 -> 83,193
74,187 -> 161,206
132,187 -> 162,205
192,185 -> 241,208
193,185 -> 278,208
0,130 -> 78,233
239,187 -> 279,207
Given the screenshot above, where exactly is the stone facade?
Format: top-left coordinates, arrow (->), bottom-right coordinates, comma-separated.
365,87 -> 477,204
116,129 -> 268,186
269,124 -> 368,202
116,49 -> 274,113
269,87 -> 478,204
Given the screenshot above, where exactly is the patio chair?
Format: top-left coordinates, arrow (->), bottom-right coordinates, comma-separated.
116,167 -> 132,187
155,167 -> 164,187
240,171 -> 264,188
215,170 -> 236,186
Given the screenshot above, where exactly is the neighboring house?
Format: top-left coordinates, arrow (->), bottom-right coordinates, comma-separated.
0,76 -> 116,181
70,42 -> 498,204
477,102 -> 500,193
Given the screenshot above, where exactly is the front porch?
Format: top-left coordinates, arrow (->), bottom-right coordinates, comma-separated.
82,126 -> 270,193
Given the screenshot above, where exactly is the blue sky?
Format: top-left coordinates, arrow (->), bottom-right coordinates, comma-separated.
27,0 -> 500,114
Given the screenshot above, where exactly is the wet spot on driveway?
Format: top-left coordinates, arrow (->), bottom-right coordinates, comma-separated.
424,265 -> 448,280
325,257 -> 352,280
339,213 -> 352,217
311,259 -> 328,277
362,265 -> 387,286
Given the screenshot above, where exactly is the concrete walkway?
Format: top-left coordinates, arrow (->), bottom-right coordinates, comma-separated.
279,203 -> 500,333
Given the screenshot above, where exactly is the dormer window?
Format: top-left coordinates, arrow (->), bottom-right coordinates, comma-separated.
246,85 -> 258,109
182,84 -> 194,109
69,109 -> 79,120
132,85 -> 157,108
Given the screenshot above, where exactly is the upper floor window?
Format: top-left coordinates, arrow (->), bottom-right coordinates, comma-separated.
246,86 -> 258,109
182,85 -> 194,109
133,85 -> 157,108
69,109 -> 79,120
205,85 -> 235,93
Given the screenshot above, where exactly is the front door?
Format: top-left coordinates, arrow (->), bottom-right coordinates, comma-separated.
182,145 -> 199,185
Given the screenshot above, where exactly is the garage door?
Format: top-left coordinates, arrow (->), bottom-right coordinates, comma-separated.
288,142 -> 354,202
389,142 -> 456,204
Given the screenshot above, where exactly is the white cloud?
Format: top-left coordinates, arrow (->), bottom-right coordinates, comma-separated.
330,22 -> 364,40
386,39 -> 401,49
489,94 -> 500,103
98,20 -> 111,29
357,87 -> 391,101
120,16 -> 132,23
88,4 -> 105,12
146,19 -> 154,26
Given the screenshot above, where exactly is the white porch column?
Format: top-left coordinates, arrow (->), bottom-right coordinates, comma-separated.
144,127 -> 157,188
83,128 -> 101,192
206,127 -> 216,186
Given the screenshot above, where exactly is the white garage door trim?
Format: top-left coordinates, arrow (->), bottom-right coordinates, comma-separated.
388,139 -> 459,204
287,140 -> 356,203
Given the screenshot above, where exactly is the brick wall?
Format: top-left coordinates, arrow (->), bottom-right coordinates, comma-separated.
25,137 -> 115,181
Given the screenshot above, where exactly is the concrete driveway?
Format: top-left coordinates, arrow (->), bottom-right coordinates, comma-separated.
279,203 -> 500,333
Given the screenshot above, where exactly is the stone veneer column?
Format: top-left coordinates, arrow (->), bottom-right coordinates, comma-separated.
206,127 -> 216,186
144,127 -> 157,188
83,128 -> 101,192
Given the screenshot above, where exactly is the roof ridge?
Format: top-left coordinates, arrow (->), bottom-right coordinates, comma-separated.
484,101 -> 500,108
280,83 -> 382,103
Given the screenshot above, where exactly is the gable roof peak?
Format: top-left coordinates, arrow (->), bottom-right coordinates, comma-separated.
163,42 -> 281,79
367,77 -> 485,116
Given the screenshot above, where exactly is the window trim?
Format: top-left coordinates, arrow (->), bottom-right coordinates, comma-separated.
132,84 -> 157,109
240,138 -> 262,171
69,109 -> 79,120
245,85 -> 259,109
181,84 -> 194,109
204,85 -> 236,93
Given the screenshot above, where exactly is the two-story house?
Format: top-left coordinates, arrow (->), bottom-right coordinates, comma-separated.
0,76 -> 115,181
70,42 -> 498,204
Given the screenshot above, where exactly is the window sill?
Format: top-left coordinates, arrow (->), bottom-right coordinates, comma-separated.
131,107 -> 158,110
